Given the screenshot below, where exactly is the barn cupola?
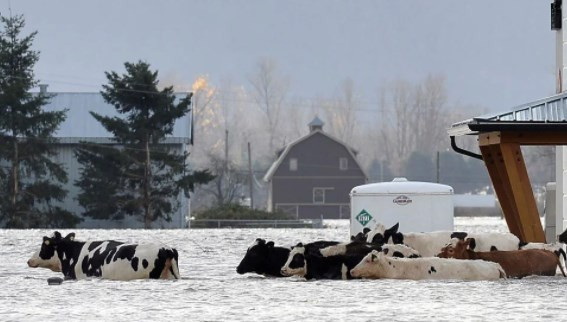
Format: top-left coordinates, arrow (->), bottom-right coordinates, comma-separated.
308,116 -> 324,132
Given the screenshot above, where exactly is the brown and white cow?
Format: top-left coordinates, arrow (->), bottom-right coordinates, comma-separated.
437,238 -> 566,278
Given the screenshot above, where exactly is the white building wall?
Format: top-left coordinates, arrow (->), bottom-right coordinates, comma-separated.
53,144 -> 189,229
557,4 -> 567,238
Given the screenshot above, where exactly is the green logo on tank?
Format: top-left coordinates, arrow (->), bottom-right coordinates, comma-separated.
356,209 -> 373,226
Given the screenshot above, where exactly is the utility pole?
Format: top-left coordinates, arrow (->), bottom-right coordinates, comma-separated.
225,130 -> 229,167
248,142 -> 254,209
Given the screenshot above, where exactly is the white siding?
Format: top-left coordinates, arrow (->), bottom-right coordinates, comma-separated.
53,144 -> 189,228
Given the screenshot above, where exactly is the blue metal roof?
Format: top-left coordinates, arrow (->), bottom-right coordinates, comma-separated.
42,92 -> 192,139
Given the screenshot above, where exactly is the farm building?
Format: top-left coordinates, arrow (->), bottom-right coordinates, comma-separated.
263,117 -> 367,219
43,90 -> 193,228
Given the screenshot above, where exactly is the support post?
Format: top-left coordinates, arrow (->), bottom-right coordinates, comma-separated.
479,132 -> 545,242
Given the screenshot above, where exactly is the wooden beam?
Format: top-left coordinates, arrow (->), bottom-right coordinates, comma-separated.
499,131 -> 567,145
478,133 -> 546,242
479,134 -> 523,238
498,142 -> 545,242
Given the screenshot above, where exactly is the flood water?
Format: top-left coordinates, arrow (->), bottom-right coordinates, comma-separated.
1,217 -> 566,321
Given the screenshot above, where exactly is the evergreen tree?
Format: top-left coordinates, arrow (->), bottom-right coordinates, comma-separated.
76,61 -> 213,228
0,14 -> 80,228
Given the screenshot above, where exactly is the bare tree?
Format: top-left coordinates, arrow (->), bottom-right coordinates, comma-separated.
377,80 -> 415,174
324,78 -> 359,144
200,153 -> 246,206
192,76 -> 217,138
412,74 -> 449,155
248,58 -> 289,155
281,97 -> 313,141
376,75 -> 454,175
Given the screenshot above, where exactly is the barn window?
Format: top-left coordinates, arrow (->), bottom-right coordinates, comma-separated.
340,157 -> 348,170
289,158 -> 298,171
313,188 -> 325,204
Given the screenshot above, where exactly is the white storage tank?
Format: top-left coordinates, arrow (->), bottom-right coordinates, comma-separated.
350,178 -> 454,237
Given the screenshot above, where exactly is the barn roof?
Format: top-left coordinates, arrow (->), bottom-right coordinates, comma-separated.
308,115 -> 324,127
41,92 -> 192,142
263,129 -> 367,182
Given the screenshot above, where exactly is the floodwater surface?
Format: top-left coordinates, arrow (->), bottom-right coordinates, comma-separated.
1,217 -> 566,321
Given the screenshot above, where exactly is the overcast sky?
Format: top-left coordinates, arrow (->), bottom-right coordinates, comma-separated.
0,0 -> 557,114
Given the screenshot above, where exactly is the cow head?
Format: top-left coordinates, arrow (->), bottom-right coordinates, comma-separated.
437,238 -> 475,259
236,238 -> 275,274
368,222 -> 403,245
350,250 -> 383,278
281,243 -> 307,277
351,227 -> 371,242
29,232 -> 75,271
366,223 -> 386,244
27,250 -> 61,272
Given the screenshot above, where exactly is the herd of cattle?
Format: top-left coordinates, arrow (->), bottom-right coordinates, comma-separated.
237,223 -> 567,281
27,225 -> 567,281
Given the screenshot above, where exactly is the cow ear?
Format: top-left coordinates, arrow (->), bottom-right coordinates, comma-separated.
466,238 -> 476,250
65,233 -> 75,241
296,242 -> 304,248
256,238 -> 266,245
53,231 -> 62,239
266,241 -> 274,248
386,223 -> 399,234
371,253 -> 377,262
363,227 -> 371,234
391,222 -> 399,233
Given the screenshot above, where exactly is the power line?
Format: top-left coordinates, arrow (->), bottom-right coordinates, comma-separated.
6,74 -> 392,113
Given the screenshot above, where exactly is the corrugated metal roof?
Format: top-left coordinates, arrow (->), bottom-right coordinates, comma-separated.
42,92 -> 192,139
448,91 -> 567,136
52,137 -> 191,144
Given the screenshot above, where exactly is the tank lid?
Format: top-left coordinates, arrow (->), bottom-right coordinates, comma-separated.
350,178 -> 453,195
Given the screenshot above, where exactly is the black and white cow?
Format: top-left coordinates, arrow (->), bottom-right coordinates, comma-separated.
280,243 -> 366,280
38,232 -> 180,280
367,222 -> 520,257
236,238 -> 290,277
281,241 -> 417,280
380,244 -> 421,259
560,228 -> 567,244
319,240 -> 422,258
